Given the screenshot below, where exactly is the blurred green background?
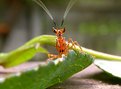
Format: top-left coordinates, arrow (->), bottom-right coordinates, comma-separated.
0,0 -> 121,59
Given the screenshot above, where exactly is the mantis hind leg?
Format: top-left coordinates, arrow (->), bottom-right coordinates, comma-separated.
48,53 -> 63,60
48,54 -> 58,60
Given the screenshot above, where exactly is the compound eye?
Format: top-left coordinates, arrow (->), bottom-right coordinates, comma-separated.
52,27 -> 57,33
62,28 -> 65,33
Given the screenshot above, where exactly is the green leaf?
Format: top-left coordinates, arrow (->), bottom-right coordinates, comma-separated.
1,45 -> 48,68
95,59 -> 121,78
0,35 -> 56,67
0,50 -> 94,89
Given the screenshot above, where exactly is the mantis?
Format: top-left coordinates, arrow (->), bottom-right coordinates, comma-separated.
34,0 -> 82,60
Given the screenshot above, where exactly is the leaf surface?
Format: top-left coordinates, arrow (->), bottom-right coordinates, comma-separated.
95,59 -> 121,78
0,50 -> 94,89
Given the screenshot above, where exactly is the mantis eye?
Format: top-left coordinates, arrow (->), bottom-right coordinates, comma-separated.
62,28 -> 65,33
52,27 -> 57,33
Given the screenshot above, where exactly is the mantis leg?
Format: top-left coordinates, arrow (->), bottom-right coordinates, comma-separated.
68,38 -> 82,51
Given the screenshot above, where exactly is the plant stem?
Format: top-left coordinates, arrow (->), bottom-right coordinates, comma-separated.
82,47 -> 121,61
36,35 -> 121,61
0,35 -> 121,66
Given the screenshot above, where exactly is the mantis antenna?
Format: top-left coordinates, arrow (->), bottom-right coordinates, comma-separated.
33,0 -> 57,27
61,0 -> 78,26
33,0 -> 78,27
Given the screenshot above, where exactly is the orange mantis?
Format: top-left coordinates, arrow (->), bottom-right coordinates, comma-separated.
34,0 -> 82,60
